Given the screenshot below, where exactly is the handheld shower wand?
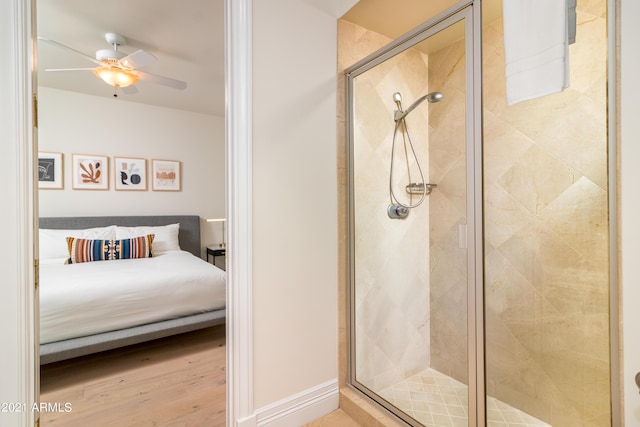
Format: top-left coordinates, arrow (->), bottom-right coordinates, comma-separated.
388,91 -> 443,219
394,91 -> 443,121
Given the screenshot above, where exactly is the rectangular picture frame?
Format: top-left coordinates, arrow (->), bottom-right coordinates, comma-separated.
152,159 -> 181,191
72,154 -> 109,190
114,157 -> 147,191
38,151 -> 64,189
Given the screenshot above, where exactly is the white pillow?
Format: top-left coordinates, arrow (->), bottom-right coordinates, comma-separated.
39,225 -> 116,259
115,223 -> 180,254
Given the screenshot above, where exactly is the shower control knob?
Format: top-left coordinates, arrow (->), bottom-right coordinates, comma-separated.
636,372 -> 640,394
387,204 -> 409,219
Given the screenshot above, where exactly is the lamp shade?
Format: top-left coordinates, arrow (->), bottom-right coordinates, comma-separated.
93,66 -> 138,88
206,218 -> 226,248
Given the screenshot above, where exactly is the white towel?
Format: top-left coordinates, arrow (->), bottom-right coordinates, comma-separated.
502,0 -> 569,105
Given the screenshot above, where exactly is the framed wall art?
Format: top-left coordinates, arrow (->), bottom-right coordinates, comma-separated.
72,154 -> 109,190
114,157 -> 147,191
38,152 -> 63,189
152,159 -> 181,191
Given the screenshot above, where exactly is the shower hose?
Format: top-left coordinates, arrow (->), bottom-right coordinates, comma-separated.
388,114 -> 428,215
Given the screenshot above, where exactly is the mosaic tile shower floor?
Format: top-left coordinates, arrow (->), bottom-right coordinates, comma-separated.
378,368 -> 550,427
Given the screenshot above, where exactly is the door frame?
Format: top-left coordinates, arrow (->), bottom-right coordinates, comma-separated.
0,1 -> 256,426
0,0 -> 38,425
225,0 -> 255,425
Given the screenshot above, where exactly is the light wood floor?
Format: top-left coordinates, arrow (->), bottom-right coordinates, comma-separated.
305,410 -> 362,426
40,325 -> 362,427
40,325 -> 226,426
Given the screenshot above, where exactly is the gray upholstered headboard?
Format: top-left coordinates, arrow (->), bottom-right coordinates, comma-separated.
39,215 -> 201,257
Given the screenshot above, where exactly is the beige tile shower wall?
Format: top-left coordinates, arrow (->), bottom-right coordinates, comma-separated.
339,20 -> 433,392
429,2 -> 611,426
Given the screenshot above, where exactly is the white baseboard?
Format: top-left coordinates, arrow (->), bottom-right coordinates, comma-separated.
237,414 -> 258,427
255,379 -> 339,427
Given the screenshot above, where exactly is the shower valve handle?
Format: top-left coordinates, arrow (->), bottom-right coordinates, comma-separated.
387,204 -> 409,219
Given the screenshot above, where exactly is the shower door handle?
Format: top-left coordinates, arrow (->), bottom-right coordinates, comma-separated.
635,372 -> 640,394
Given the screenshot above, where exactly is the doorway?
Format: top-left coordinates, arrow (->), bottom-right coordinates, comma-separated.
34,0 -> 226,424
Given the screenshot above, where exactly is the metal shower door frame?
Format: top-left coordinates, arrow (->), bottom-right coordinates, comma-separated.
345,0 -> 485,425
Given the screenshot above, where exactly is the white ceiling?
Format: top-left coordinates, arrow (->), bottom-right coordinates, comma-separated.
36,0 -> 225,117
36,0 -> 499,118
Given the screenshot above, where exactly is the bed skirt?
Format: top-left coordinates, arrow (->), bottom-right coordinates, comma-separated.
40,309 -> 225,364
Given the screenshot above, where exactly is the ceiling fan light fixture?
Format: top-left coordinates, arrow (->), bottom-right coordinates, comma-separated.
93,66 -> 138,88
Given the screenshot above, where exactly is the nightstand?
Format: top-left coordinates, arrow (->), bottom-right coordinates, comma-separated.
206,246 -> 226,270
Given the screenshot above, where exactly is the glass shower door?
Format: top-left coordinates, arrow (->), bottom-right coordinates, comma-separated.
348,6 -> 479,426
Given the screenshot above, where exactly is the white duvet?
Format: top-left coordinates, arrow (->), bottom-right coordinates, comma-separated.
40,250 -> 226,344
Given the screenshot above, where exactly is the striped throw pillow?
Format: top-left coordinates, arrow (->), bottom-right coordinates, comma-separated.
67,234 -> 154,264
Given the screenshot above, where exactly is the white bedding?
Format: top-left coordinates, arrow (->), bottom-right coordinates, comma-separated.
40,250 -> 226,344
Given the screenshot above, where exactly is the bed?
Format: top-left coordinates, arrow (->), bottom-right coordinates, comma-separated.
38,215 -> 226,364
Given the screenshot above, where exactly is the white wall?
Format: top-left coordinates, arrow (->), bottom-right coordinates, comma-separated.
620,0 -> 640,424
252,0 -> 339,410
38,87 -> 226,252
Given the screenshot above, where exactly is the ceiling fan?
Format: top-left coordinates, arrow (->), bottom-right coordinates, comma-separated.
37,32 -> 187,95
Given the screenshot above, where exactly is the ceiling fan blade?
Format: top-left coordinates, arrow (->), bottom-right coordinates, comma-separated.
44,68 -> 94,72
37,37 -> 104,66
137,71 -> 187,90
118,49 -> 156,70
122,85 -> 139,95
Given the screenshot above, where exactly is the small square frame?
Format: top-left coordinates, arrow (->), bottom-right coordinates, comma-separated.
38,151 -> 64,189
72,154 -> 109,190
114,157 -> 147,191
152,159 -> 181,191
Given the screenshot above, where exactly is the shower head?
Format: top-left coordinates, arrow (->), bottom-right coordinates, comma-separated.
424,91 -> 444,103
394,91 -> 444,122
411,91 -> 444,109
